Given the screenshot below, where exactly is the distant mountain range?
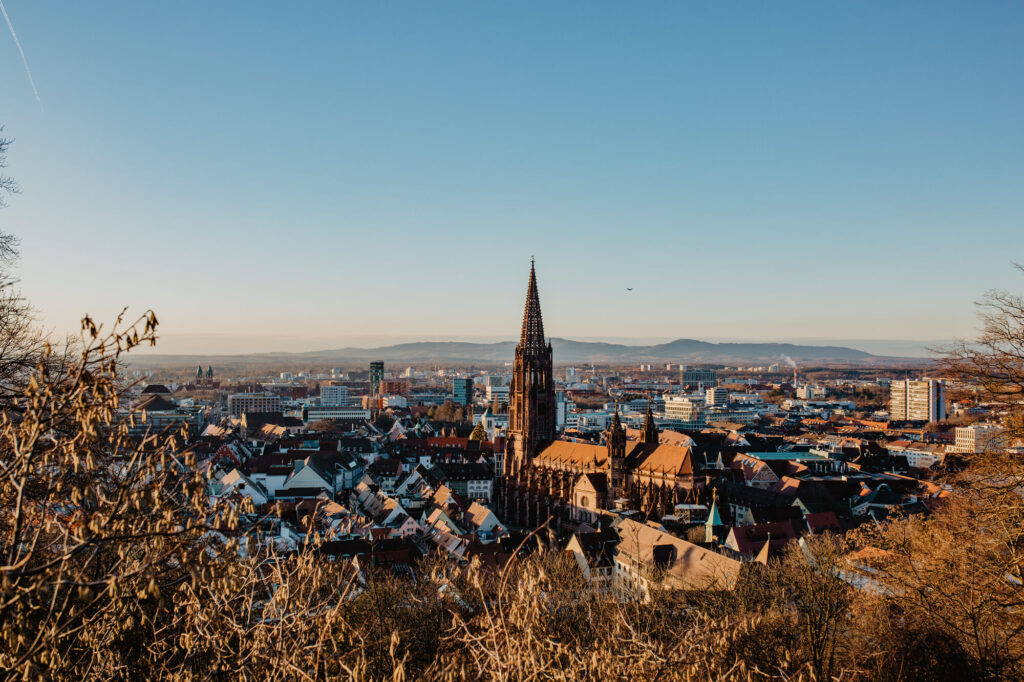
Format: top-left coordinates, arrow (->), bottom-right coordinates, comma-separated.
129,337 -> 923,367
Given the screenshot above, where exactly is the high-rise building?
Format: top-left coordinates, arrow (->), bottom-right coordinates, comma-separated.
889,379 -> 946,422
452,377 -> 473,406
369,361 -> 385,396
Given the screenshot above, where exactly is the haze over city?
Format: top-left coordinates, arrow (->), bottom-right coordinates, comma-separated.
1,1 -> 1022,354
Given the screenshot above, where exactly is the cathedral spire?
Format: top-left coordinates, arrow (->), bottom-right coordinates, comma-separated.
641,397 -> 658,445
610,402 -> 623,436
519,258 -> 546,353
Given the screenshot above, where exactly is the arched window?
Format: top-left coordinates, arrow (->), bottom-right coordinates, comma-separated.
580,496 -> 589,509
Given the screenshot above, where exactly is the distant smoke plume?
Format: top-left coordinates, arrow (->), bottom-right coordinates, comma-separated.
783,355 -> 797,369
0,0 -> 42,107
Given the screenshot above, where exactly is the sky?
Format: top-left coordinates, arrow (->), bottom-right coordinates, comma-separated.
1,1 -> 1022,356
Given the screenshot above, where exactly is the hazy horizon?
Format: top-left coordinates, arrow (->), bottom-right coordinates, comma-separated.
127,332 -> 943,358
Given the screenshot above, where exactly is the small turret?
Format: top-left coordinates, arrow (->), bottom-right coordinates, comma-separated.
705,488 -> 725,544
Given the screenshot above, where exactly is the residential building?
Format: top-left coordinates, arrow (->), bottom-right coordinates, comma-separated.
953,423 -> 1004,454
485,384 -> 510,404
705,387 -> 729,406
614,518 -> 741,595
320,385 -> 350,406
890,379 -> 946,422
664,396 -> 707,429
435,462 -> 494,503
380,379 -> 410,396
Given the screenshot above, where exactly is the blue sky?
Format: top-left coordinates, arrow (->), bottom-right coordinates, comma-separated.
1,1 -> 1022,354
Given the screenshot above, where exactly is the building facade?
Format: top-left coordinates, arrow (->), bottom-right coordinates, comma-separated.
953,423 -> 1004,454
890,379 -> 946,422
369,361 -> 385,396
380,379 -> 410,396
227,393 -> 281,417
681,367 -> 718,388
320,385 -> 350,406
452,377 -> 474,406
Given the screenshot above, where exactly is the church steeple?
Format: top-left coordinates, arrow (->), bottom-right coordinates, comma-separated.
519,258 -> 547,354
608,403 -> 624,444
606,402 -> 626,503
506,260 -> 556,483
641,398 -> 658,445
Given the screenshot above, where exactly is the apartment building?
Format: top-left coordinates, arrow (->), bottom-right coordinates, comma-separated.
953,423 -> 1004,454
320,385 -> 350,406
664,396 -> 706,429
889,379 -> 946,422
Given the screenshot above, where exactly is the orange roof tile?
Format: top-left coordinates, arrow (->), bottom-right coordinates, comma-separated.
534,441 -> 607,469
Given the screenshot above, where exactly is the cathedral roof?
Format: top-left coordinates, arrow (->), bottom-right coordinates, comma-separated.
533,440 -> 607,469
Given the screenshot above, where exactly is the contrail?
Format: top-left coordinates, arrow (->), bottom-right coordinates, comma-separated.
0,0 -> 42,108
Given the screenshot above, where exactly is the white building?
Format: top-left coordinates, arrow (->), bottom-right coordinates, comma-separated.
796,385 -> 828,400
705,387 -> 729,407
952,423 -> 1004,454
381,395 -> 408,408
485,384 -> 510,404
664,396 -> 706,429
889,379 -> 946,422
320,385 -> 350,406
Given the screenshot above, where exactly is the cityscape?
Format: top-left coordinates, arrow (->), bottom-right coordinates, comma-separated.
3,2 -> 1024,681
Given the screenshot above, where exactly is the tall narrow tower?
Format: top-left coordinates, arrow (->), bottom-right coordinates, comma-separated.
641,398 -> 659,445
606,405 -> 627,503
506,259 -> 556,480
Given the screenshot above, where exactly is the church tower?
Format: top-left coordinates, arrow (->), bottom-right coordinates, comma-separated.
506,260 -> 556,480
606,405 -> 627,503
641,398 -> 659,445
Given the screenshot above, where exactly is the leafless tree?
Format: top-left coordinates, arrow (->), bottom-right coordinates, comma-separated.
0,132 -> 53,408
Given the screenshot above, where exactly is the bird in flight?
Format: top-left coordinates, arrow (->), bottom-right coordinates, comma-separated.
626,288 -> 633,291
